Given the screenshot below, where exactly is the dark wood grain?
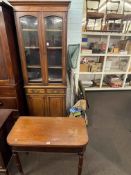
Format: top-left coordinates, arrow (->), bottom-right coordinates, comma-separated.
0,109 -> 16,175
0,109 -> 13,129
0,2 -> 26,114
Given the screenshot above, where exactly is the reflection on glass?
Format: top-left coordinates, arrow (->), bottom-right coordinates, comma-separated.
46,31 -> 62,47
0,39 -> 8,80
47,50 -> 62,66
20,16 -> 38,29
45,16 -> 62,47
20,16 -> 39,47
45,16 -> 62,30
27,68 -> 42,82
23,31 -> 39,47
20,16 -> 42,83
48,69 -> 62,83
25,49 -> 40,66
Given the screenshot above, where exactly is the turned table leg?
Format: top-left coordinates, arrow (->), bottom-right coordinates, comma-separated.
13,152 -> 24,175
78,152 -> 84,175
5,170 -> 9,175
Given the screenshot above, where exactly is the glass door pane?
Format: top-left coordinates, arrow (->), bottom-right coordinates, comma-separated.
20,16 -> 42,83
45,16 -> 63,83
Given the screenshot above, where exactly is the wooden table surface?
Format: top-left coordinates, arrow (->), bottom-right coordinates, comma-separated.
7,117 -> 88,148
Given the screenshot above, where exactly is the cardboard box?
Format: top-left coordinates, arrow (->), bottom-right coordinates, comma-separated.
90,62 -> 102,72
80,64 -> 89,72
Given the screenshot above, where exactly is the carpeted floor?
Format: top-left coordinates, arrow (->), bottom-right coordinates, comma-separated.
6,91 -> 131,175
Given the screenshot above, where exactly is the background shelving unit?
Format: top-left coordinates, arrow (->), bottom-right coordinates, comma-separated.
79,32 -> 131,91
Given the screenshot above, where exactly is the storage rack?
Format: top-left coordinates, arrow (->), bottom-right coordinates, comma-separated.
79,32 -> 131,91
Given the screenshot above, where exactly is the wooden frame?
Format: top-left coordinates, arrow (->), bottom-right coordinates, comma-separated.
43,12 -> 67,85
15,12 -> 45,85
0,6 -> 14,85
9,0 -> 70,116
0,2 -> 26,113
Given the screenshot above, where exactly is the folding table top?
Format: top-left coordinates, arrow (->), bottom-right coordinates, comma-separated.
7,117 -> 88,148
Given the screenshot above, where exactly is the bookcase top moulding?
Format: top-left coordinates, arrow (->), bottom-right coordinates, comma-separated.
9,0 -> 71,11
9,0 -> 71,5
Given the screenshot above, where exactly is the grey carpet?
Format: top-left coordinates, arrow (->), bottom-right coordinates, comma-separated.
6,91 -> 131,175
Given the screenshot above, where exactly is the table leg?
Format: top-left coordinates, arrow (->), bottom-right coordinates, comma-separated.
78,152 -> 84,175
13,152 -> 24,175
5,170 -> 9,175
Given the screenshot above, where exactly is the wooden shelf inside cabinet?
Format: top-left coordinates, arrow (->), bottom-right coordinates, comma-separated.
49,78 -> 63,82
27,65 -> 41,68
46,29 -> 62,32
48,66 -> 62,69
25,47 -> 39,49
47,47 -> 62,49
22,29 -> 37,31
29,78 -> 42,82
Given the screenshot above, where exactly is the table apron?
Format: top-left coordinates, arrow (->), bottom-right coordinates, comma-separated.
11,146 -> 87,153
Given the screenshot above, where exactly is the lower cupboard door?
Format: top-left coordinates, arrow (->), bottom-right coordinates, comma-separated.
47,96 -> 66,116
27,95 -> 47,116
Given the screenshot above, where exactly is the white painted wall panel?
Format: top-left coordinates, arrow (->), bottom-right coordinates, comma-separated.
67,0 -> 84,44
67,0 -> 84,108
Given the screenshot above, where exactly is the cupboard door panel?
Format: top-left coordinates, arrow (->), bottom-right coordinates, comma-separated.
0,12 -> 11,84
27,95 -> 47,116
0,38 -> 8,81
47,96 -> 65,116
0,98 -> 17,109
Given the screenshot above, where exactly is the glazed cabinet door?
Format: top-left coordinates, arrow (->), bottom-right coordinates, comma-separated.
15,12 -> 46,84
47,95 -> 66,116
27,95 -> 47,116
43,13 -> 67,85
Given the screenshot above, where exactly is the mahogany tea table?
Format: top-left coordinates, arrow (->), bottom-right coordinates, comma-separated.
7,117 -> 88,175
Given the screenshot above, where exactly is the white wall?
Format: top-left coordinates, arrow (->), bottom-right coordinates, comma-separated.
67,0 -> 84,108
68,0 -> 84,44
